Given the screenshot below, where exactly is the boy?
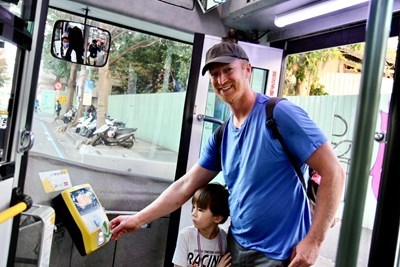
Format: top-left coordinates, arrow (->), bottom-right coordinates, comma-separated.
173,183 -> 231,267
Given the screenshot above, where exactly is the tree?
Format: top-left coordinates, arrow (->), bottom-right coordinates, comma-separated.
42,10 -> 74,82
94,28 -> 192,127
283,43 -> 392,96
285,48 -> 343,96
41,8 -> 192,129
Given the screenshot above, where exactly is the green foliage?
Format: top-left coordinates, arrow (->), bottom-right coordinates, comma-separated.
310,83 -> 328,96
285,48 -> 345,96
42,10 -> 73,81
43,8 -> 192,96
108,32 -> 192,94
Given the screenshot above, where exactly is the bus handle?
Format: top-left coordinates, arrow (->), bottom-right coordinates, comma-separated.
197,114 -> 224,125
0,188 -> 32,224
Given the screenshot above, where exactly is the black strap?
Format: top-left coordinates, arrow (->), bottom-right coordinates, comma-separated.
266,97 -> 307,190
215,97 -> 307,190
216,121 -> 227,169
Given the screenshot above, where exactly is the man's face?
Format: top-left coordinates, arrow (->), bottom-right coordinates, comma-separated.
63,39 -> 70,47
208,59 -> 251,105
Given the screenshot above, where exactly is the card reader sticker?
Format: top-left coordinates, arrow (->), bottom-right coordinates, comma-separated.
70,187 -> 100,215
39,169 -> 72,193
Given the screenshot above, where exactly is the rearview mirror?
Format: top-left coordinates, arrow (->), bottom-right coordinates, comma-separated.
51,20 -> 111,67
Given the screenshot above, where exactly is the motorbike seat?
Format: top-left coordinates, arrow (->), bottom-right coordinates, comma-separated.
116,128 -> 137,135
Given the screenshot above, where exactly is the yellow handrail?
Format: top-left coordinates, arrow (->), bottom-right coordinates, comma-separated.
0,202 -> 28,224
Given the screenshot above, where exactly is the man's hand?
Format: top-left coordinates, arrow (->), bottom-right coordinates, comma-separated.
288,236 -> 320,267
109,215 -> 143,240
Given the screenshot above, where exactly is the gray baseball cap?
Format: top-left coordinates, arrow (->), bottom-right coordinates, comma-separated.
201,42 -> 249,76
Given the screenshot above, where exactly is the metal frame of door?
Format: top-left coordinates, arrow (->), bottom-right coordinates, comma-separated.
164,33 -> 284,266
0,0 -> 49,265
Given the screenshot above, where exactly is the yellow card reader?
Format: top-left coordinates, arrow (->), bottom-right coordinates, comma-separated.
52,184 -> 111,256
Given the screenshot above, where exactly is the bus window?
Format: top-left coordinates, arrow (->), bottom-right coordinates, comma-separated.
23,8 -> 193,265
282,37 -> 398,266
32,8 -> 192,181
0,41 -> 16,162
250,67 -> 269,94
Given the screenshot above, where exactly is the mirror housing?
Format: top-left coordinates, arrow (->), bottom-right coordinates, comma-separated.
51,20 -> 111,67
197,0 -> 227,13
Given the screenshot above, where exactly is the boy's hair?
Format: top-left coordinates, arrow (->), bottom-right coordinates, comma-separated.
192,183 -> 230,224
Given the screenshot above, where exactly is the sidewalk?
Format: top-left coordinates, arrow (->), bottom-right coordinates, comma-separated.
315,221 -> 372,266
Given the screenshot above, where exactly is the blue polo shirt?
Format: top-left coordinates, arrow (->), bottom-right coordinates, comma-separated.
198,94 -> 327,260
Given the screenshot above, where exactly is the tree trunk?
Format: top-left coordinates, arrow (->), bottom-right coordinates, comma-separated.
67,64 -> 78,110
97,62 -> 111,128
72,67 -> 88,126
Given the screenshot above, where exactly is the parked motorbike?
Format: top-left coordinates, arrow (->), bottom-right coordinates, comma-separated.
75,115 -> 95,134
63,107 -> 77,124
79,119 -> 97,138
91,124 -> 137,149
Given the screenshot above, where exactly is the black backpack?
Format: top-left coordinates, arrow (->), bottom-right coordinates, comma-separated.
215,97 -> 319,219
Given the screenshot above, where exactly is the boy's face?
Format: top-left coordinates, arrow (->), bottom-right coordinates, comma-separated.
191,203 -> 222,230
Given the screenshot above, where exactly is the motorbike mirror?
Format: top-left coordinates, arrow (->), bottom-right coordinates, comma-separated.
51,20 -> 111,67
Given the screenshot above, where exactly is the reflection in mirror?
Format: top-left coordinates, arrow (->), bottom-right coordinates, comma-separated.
51,20 -> 111,67
197,0 -> 227,13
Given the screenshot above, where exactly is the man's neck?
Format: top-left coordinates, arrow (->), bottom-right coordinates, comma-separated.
231,90 -> 257,128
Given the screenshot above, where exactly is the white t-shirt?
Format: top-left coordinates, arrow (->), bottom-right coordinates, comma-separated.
172,226 -> 227,267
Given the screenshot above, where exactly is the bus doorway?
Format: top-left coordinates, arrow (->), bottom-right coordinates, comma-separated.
0,0 -> 50,265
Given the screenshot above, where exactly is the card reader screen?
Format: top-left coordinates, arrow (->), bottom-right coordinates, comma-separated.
70,187 -> 100,215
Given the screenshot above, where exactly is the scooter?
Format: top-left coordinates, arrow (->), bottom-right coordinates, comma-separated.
63,107 -> 77,124
91,124 -> 137,149
75,115 -> 94,134
79,119 -> 97,138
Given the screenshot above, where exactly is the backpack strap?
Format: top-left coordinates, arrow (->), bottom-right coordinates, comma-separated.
215,97 -> 307,190
216,121 -> 227,169
266,97 -> 307,189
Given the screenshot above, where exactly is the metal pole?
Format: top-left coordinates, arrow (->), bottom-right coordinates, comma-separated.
336,0 -> 394,266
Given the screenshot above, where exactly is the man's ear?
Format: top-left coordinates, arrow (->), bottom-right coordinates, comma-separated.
244,62 -> 252,79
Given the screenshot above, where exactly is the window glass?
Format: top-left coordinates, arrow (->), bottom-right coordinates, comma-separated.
0,41 -> 16,162
250,67 -> 268,94
283,37 -> 397,266
32,8 -> 193,180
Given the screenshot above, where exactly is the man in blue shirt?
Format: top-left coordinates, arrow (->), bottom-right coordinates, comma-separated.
110,41 -> 345,266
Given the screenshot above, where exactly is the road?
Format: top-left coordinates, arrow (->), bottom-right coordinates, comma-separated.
30,112 -> 178,178
31,113 -> 79,160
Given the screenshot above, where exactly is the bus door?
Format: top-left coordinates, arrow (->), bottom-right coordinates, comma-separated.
0,0 -> 49,265
165,34 -> 283,264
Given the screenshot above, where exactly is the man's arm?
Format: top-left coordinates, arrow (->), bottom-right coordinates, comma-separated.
110,163 -> 218,240
289,142 -> 345,266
